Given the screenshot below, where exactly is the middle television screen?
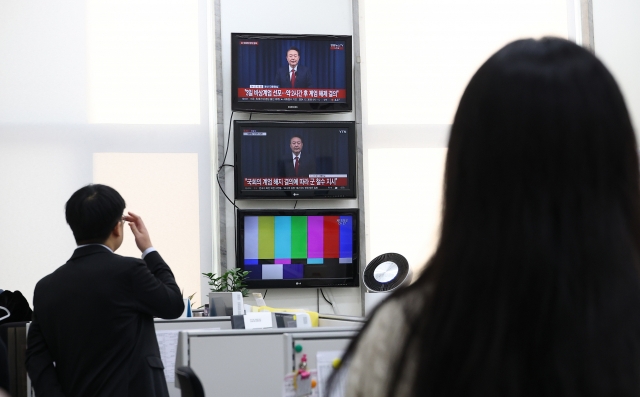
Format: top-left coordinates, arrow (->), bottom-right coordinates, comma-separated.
234,121 -> 357,199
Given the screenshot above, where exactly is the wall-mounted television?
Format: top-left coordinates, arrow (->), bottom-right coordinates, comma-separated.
231,33 -> 353,113
236,209 -> 360,289
234,121 -> 357,199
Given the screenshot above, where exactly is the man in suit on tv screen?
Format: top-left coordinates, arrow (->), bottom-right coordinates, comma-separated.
26,184 -> 184,397
275,47 -> 313,89
277,135 -> 316,177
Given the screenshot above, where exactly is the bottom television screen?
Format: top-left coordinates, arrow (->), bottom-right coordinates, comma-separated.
236,209 -> 359,288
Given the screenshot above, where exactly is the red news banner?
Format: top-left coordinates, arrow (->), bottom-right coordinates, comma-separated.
238,88 -> 347,99
244,177 -> 348,187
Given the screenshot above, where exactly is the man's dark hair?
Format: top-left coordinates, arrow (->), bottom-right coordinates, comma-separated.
290,135 -> 303,143
287,46 -> 300,56
65,184 -> 125,244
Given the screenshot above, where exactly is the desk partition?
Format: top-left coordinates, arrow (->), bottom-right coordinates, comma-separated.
175,326 -> 360,396
317,314 -> 364,328
21,315 -> 364,397
154,317 -> 233,397
154,316 -> 233,331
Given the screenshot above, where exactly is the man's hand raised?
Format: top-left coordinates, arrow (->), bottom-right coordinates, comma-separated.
123,212 -> 153,252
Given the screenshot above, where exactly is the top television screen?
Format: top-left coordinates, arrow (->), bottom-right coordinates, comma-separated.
231,33 -> 353,113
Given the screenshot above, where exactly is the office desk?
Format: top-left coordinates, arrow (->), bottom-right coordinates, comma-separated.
174,326 -> 361,396
154,317 -> 233,397
20,317 -> 233,397
155,316 -> 233,331
22,315 -> 363,397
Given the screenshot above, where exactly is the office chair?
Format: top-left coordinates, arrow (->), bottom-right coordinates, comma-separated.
0,338 -> 9,394
0,321 -> 29,397
175,366 -> 205,397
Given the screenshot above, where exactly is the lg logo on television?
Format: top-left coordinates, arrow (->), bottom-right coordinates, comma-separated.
330,44 -> 344,50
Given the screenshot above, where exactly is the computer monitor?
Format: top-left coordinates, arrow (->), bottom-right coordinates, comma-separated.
231,33 -> 353,113
236,209 -> 360,289
234,121 -> 357,199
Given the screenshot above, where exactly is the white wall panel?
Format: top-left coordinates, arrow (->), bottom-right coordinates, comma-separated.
0,1 -> 213,306
87,0 -> 201,124
94,153 -> 201,303
367,148 -> 446,276
362,0 -> 573,286
362,0 -> 569,125
0,1 -> 87,123
0,137 -> 84,301
593,0 -> 640,133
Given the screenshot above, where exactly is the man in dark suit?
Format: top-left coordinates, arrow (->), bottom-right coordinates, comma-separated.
26,184 -> 184,397
274,47 -> 313,89
277,136 -> 316,177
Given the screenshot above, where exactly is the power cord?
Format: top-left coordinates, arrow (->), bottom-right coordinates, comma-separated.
219,111 -> 234,168
216,111 -> 239,209
320,289 -> 335,314
216,165 -> 238,210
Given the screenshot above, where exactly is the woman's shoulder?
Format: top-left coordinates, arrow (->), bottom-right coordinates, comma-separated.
367,294 -> 414,335
344,288 -> 424,397
369,285 -> 427,332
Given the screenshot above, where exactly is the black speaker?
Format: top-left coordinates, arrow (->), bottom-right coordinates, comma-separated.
363,253 -> 412,292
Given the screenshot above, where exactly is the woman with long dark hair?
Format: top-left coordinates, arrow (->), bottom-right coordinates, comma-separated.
338,37 -> 640,397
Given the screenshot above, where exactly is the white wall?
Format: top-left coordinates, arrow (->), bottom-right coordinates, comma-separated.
361,0 -> 573,279
361,0 -> 640,283
361,0 -> 568,126
0,1 -> 215,306
592,0 -> 640,133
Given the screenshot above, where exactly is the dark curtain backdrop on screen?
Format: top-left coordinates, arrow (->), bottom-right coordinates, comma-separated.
236,39 -> 347,89
240,127 -> 350,178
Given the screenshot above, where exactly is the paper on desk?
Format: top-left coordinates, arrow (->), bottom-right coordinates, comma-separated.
316,350 -> 346,397
156,328 -> 221,383
283,369 -> 318,397
156,331 -> 179,383
183,328 -> 221,333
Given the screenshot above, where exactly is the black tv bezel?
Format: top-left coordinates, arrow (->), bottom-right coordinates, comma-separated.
231,33 -> 353,113
236,208 -> 360,289
233,121 -> 357,200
